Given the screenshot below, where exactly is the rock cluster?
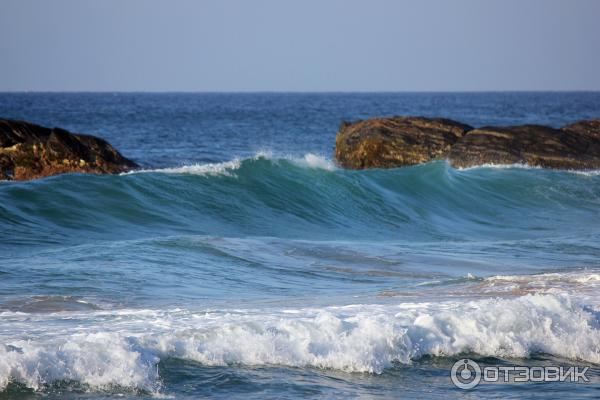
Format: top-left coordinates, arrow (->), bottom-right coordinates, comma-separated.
0,118 -> 138,181
335,117 -> 600,170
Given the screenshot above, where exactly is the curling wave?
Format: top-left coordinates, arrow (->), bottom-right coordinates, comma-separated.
2,153 -> 600,246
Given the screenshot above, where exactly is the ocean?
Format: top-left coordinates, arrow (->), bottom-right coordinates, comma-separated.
1,92 -> 600,399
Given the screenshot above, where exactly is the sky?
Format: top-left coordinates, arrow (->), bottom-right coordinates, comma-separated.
1,0 -> 599,92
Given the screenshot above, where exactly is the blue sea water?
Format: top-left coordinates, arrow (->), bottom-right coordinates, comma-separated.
1,92 -> 600,399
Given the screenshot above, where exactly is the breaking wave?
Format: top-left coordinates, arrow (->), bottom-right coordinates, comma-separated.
1,289 -> 599,392
2,152 -> 600,246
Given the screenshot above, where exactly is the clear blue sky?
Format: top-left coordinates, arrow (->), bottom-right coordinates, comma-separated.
1,0 -> 599,91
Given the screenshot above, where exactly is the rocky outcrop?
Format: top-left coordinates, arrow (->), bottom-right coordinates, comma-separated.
448,124 -> 600,169
0,118 -> 138,181
335,116 -> 600,170
335,116 -> 472,169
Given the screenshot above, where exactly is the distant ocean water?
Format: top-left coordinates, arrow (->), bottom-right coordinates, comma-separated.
1,92 -> 600,399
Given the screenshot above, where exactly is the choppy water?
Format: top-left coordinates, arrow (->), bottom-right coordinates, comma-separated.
1,93 -> 600,399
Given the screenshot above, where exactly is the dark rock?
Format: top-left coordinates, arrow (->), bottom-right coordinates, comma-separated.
335,116 -> 473,169
561,120 -> 600,156
334,116 -> 600,170
0,118 -> 138,181
448,121 -> 600,169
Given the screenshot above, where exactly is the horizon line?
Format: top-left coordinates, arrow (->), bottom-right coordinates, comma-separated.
1,90 -> 600,94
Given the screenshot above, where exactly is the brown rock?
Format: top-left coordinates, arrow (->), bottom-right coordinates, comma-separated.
0,118 -> 138,181
334,115 -> 600,171
448,121 -> 600,169
561,119 -> 600,155
335,116 -> 473,169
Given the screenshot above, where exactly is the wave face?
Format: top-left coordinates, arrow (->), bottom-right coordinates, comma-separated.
2,93 -> 600,399
1,155 -> 600,392
2,153 -> 600,245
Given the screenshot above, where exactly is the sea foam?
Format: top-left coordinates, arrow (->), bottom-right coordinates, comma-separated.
1,293 -> 599,392
124,152 -> 336,177
124,158 -> 242,176
454,161 -> 600,176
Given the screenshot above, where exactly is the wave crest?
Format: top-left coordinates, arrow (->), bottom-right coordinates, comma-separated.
1,293 -> 599,392
126,152 -> 336,176
3,154 -> 600,245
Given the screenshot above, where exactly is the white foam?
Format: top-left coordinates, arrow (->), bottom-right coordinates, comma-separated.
249,150 -> 336,170
454,162 -> 600,176
569,169 -> 600,176
290,153 -> 337,171
122,152 -> 336,177
1,293 -> 599,392
124,159 -> 242,176
0,333 -> 160,392
485,271 -> 600,284
455,162 -> 541,171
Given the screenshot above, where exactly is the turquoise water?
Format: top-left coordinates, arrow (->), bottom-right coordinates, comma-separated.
1,93 -> 600,398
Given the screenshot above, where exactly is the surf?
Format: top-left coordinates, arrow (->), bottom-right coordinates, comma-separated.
1,283 -> 599,392
1,153 -> 600,248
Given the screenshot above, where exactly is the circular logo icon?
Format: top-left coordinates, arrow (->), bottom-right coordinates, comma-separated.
451,358 -> 481,389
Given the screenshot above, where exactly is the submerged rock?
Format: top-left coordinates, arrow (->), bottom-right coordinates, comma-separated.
335,116 -> 472,169
0,118 -> 138,181
335,116 -> 600,170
